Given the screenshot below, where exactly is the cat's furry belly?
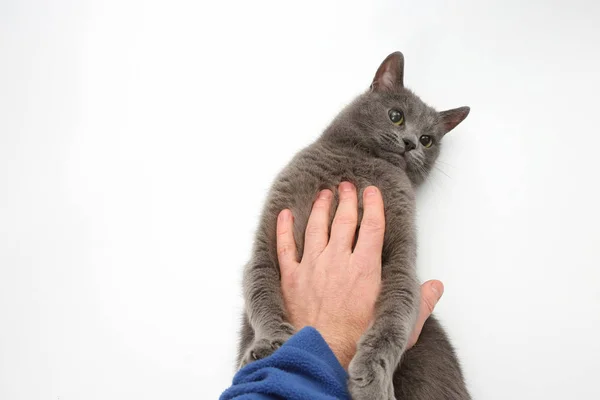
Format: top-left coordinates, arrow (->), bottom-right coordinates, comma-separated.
238,48 -> 472,398
260,144 -> 416,268
239,143 -> 470,399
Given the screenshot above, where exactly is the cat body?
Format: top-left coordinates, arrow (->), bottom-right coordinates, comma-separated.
237,52 -> 471,399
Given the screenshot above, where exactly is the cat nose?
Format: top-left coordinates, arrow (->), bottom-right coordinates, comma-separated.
402,137 -> 416,152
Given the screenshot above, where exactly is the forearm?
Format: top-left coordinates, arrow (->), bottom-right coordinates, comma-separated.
221,327 -> 350,400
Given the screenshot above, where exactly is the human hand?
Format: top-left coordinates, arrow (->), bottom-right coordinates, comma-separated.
277,182 -> 444,368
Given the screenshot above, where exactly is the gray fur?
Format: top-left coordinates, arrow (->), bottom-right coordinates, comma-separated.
237,51 -> 471,399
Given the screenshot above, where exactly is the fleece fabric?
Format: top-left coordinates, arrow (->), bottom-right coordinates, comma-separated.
220,327 -> 350,399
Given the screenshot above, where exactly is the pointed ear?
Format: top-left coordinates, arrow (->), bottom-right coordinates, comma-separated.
371,52 -> 404,92
439,106 -> 470,135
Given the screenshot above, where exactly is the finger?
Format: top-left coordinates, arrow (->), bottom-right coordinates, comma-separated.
304,189 -> 334,256
329,182 -> 358,250
276,209 -> 299,271
407,280 -> 444,349
353,186 -> 385,256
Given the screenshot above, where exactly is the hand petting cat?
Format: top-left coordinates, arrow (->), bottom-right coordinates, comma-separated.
238,51 -> 470,399
277,182 -> 444,369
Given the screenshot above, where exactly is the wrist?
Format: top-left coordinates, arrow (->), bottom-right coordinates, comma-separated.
329,342 -> 355,370
320,328 -> 362,370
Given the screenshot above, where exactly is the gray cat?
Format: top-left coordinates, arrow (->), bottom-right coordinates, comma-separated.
237,51 -> 471,400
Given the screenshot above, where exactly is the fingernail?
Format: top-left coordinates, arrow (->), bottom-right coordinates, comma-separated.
319,189 -> 332,200
431,281 -> 444,299
340,182 -> 353,192
365,187 -> 377,197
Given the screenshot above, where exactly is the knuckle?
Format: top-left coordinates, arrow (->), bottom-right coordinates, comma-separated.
360,217 -> 384,232
282,268 -> 299,286
277,243 -> 294,258
339,193 -> 356,203
305,223 -> 323,237
313,197 -> 330,208
422,296 -> 436,314
333,215 -> 357,226
352,255 -> 378,276
277,226 -> 291,237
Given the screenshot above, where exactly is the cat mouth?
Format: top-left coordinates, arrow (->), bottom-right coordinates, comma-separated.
380,147 -> 407,169
404,152 -> 426,174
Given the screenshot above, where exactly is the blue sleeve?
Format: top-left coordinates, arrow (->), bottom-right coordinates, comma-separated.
219,327 -> 350,400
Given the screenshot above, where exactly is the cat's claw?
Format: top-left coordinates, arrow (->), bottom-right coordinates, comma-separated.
348,355 -> 396,400
238,323 -> 294,369
243,338 -> 282,364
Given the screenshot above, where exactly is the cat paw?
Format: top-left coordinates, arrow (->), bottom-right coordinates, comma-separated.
348,356 -> 396,400
238,323 -> 294,369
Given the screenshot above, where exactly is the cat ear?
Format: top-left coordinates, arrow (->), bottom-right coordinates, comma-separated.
371,52 -> 404,92
439,106 -> 470,135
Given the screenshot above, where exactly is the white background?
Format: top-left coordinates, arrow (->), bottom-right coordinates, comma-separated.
2,0 -> 600,399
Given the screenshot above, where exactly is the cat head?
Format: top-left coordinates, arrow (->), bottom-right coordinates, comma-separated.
327,51 -> 470,185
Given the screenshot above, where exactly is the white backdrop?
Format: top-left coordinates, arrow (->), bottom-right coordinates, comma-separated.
2,1 -> 600,399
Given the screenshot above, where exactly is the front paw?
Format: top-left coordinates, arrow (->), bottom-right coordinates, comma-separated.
238,323 -> 294,369
348,353 -> 396,400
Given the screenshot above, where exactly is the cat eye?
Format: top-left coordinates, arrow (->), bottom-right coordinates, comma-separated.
388,109 -> 404,125
419,135 -> 433,148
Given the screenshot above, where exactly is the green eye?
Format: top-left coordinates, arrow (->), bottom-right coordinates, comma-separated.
388,109 -> 404,125
419,135 -> 433,148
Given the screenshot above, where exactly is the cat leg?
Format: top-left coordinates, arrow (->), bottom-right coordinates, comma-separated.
235,312 -> 254,368
392,316 -> 471,400
348,256 -> 419,400
238,249 -> 295,369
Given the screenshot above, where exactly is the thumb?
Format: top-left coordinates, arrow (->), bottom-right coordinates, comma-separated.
407,280 -> 444,349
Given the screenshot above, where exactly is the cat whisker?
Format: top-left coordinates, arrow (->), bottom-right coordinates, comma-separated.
435,159 -> 457,169
433,165 -> 452,179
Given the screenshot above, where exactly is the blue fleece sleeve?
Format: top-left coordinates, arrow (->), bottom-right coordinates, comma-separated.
219,327 -> 350,400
